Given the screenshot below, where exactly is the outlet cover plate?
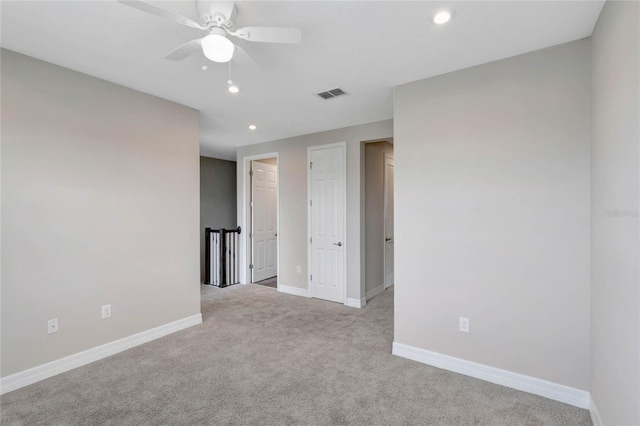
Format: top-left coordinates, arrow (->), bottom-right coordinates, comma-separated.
459,317 -> 470,333
48,319 -> 58,334
101,304 -> 112,319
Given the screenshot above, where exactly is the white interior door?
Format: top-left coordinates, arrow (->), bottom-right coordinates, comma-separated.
384,154 -> 394,288
251,161 -> 277,282
309,145 -> 345,303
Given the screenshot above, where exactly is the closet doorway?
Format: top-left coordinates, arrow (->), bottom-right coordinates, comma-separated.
250,157 -> 278,288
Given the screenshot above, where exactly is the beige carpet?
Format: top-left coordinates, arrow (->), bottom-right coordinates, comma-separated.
1,285 -> 590,425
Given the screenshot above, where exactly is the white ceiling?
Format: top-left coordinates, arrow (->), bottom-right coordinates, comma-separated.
1,1 -> 604,160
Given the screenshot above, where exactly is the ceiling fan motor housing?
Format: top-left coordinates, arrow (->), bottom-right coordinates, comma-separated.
197,0 -> 236,28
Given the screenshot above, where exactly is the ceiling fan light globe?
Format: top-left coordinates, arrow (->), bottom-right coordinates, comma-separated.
202,34 -> 235,63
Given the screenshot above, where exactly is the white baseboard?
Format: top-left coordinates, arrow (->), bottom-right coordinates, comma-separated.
278,285 -> 363,308
589,396 -> 603,426
366,285 -> 385,300
345,297 -> 366,309
0,313 -> 203,395
278,284 -> 310,298
392,342 -> 589,409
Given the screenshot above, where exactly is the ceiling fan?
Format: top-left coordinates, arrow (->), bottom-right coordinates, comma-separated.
117,0 -> 301,66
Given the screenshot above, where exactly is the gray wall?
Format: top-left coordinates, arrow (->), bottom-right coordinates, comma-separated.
365,141 -> 393,296
1,50 -> 201,377
394,40 -> 591,390
590,1 -> 640,423
237,120 -> 393,301
200,156 -> 237,281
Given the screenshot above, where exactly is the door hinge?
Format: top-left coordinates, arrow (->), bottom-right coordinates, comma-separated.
249,232 -> 252,238
310,162 -> 313,169
250,264 -> 253,269
310,199 -> 312,207
310,274 -> 313,281
310,237 -> 312,244
250,170 -> 253,176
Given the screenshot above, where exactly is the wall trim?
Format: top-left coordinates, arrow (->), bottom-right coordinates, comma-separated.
392,342 -> 589,409
278,284 -> 310,298
366,285 -> 385,301
345,297 -> 366,309
0,314 -> 202,395
589,396 -> 603,426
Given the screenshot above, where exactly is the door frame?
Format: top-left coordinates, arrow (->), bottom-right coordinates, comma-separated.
251,159 -> 278,283
240,152 -> 279,288
383,152 -> 394,289
307,141 -> 348,305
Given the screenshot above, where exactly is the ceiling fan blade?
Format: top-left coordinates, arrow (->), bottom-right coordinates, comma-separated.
232,44 -> 261,72
117,0 -> 205,30
233,27 -> 301,44
164,38 -> 203,61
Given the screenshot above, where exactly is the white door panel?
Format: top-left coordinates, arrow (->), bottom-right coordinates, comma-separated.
309,145 -> 345,303
252,161 -> 277,282
384,154 -> 394,288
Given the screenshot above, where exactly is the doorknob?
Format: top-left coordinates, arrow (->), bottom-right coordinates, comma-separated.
333,242 -> 343,247
385,237 -> 392,242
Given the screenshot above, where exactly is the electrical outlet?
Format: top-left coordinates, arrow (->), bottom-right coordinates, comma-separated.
296,265 -> 301,274
101,304 -> 112,319
459,317 -> 470,333
48,319 -> 59,334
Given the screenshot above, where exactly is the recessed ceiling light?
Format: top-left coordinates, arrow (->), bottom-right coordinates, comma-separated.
433,10 -> 453,25
227,80 -> 240,93
249,124 -> 257,130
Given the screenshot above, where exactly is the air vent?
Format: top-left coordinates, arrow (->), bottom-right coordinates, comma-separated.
316,88 -> 349,100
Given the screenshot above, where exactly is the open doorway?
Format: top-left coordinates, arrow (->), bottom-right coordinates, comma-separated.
250,157 -> 278,288
364,140 -> 394,301
383,152 -> 394,289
